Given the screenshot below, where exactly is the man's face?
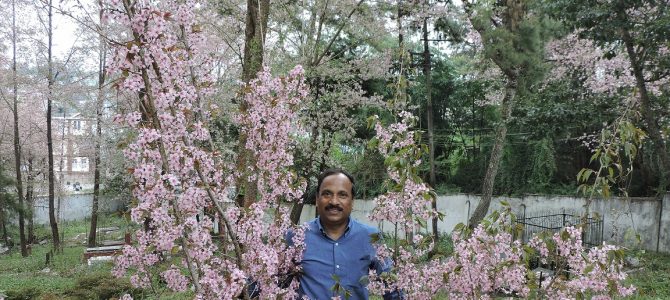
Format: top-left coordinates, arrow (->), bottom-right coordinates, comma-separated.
316,173 -> 353,228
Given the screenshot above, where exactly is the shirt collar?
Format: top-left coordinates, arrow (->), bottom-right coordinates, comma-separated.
315,216 -> 353,239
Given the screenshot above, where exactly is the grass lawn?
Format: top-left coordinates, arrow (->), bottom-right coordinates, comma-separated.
625,251 -> 670,299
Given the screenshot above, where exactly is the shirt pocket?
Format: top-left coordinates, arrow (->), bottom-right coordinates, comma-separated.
354,254 -> 372,283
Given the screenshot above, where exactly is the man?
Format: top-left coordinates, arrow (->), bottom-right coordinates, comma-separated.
296,168 -> 401,300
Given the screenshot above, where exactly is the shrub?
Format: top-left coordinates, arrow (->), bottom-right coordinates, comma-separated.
5,287 -> 41,300
66,272 -> 142,300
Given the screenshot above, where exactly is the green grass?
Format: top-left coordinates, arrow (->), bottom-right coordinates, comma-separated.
0,214 -> 132,299
626,251 -> 670,299
0,244 -> 117,298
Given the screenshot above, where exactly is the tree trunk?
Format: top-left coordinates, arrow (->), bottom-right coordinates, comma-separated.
289,183 -> 309,224
422,17 -> 438,241
0,192 -> 8,245
46,0 -> 60,249
468,81 -> 516,227
88,3 -> 106,247
12,0 -> 29,257
463,0 -> 526,228
237,0 -> 270,208
26,157 -> 35,244
620,27 -> 670,194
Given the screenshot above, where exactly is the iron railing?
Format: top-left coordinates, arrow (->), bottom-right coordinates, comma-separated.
515,213 -> 604,248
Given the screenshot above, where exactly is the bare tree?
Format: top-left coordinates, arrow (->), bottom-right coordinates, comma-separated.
287,0 -> 370,224
44,0 -> 60,249
88,0 -> 106,248
11,0 -> 29,257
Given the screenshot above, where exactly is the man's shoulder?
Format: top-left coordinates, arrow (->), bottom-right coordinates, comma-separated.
350,218 -> 380,235
303,218 -> 319,229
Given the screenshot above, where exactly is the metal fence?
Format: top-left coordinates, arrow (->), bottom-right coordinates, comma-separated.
515,213 -> 604,248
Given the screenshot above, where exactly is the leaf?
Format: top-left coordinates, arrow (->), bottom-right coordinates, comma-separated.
366,116 -> 378,129
584,265 -> 594,274
369,233 -> 380,243
416,217 -> 427,229
331,274 -> 341,282
561,230 -> 570,241
590,149 -> 601,163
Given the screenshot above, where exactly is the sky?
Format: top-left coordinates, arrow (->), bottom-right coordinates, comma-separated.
1,1 -> 97,72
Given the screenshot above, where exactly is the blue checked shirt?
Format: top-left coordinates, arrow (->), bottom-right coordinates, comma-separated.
295,217 -> 402,300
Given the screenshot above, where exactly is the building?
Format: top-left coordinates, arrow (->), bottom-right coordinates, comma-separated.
53,112 -> 95,192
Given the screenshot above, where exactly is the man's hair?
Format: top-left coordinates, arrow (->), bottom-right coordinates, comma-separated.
316,168 -> 356,197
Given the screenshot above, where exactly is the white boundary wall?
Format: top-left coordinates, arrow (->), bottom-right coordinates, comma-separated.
32,193 -> 125,225
300,193 -> 670,252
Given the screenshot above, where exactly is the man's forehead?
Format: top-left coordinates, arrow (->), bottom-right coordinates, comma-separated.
322,173 -> 352,185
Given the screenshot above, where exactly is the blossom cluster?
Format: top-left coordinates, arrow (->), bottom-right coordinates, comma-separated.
105,0 -> 307,298
439,213 -> 635,300
545,33 -> 669,97
367,112 -> 635,299
232,65 -> 309,298
367,111 -> 439,296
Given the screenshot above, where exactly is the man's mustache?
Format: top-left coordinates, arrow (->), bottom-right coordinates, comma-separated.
325,204 -> 343,211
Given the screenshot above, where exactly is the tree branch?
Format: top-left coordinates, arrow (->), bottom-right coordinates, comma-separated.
313,0 -> 366,66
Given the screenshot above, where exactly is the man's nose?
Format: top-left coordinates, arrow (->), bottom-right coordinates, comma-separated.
327,196 -> 340,205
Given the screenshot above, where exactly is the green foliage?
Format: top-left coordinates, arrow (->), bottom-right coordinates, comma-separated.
577,118 -> 646,199
528,137 -> 557,190
467,0 -> 556,89
5,286 -> 41,300
337,147 -> 388,199
0,162 -> 18,230
66,272 -> 142,300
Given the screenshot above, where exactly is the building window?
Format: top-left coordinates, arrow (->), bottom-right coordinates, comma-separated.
72,157 -> 89,172
73,120 -> 81,130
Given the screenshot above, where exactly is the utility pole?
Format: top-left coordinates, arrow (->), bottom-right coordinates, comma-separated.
409,4 -> 450,242
422,17 -> 438,242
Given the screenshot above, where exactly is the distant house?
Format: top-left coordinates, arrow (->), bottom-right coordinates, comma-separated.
52,112 -> 95,192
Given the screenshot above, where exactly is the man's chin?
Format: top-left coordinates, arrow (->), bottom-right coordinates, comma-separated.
321,214 -> 346,224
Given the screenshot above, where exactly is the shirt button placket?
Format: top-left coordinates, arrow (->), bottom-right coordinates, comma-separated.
333,242 -> 341,274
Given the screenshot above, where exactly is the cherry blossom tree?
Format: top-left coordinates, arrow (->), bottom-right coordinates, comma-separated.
366,110 -> 636,299
545,0 -> 670,203
106,1 -> 308,298
273,0 -> 395,224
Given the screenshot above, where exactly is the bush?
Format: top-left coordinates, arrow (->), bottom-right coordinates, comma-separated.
5,286 -> 41,300
66,272 -> 142,300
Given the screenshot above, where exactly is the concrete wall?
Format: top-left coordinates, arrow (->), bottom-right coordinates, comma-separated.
32,193 -> 126,225
300,193 -> 670,252
25,192 -> 670,252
